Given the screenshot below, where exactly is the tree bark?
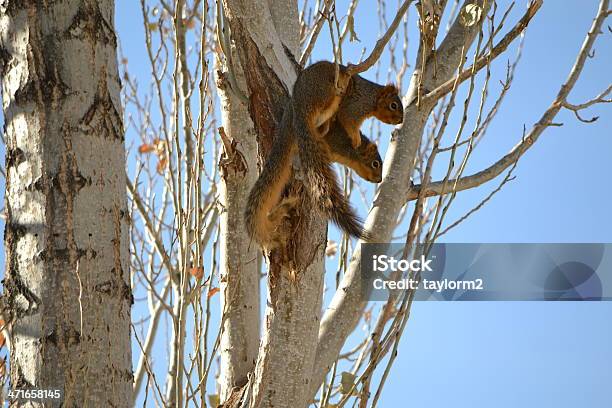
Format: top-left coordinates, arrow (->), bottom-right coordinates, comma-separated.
221,1 -> 328,407
0,1 -> 132,406
217,52 -> 261,400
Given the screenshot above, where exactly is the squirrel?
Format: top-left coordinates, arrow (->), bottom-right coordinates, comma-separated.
290,61 -> 402,239
325,120 -> 383,183
245,61 -> 402,249
243,106 -> 383,249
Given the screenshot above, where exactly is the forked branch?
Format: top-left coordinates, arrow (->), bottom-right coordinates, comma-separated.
422,0 -> 542,105
408,0 -> 609,201
344,0 -> 415,76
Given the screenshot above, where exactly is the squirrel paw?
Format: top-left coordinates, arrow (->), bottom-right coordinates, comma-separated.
268,196 -> 300,225
316,121 -> 331,138
265,196 -> 300,250
344,128 -> 362,149
335,72 -> 351,94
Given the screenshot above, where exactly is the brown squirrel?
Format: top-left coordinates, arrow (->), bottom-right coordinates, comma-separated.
290,61 -> 402,239
244,61 -> 402,249
244,107 -> 383,249
325,121 -> 383,183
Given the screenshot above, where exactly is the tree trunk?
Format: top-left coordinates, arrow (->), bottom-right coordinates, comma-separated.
217,53 -> 261,400
221,1 -> 328,407
0,1 -> 132,406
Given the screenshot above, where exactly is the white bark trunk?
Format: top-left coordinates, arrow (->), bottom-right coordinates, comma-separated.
217,55 -> 261,400
250,245 -> 325,407
0,1 -> 132,405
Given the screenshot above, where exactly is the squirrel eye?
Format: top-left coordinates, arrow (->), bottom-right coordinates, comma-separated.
371,160 -> 381,169
389,102 -> 399,111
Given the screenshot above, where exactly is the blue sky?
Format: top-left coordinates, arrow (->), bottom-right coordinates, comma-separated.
1,1 -> 610,407
302,2 -> 611,406
337,2 -> 612,406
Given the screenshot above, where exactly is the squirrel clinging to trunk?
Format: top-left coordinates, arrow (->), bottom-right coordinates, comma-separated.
244,60 -> 403,251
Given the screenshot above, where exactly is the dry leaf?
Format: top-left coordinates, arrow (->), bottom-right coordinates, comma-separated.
347,15 -> 360,43
340,371 -> 356,395
138,143 -> 155,154
190,266 -> 204,280
208,287 -> 220,299
0,319 -> 5,348
184,19 -> 196,30
153,139 -> 167,155
156,157 -> 168,174
363,308 -> 372,324
325,240 -> 338,257
207,394 -> 220,407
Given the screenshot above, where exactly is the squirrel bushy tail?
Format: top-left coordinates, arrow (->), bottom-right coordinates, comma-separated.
244,107 -> 296,247
246,59 -> 393,246
293,113 -> 370,240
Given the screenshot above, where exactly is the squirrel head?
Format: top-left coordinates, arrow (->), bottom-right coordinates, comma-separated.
355,133 -> 383,183
374,85 -> 403,125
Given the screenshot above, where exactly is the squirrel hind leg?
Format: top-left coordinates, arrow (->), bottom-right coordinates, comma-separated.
266,196 -> 300,248
267,196 -> 300,224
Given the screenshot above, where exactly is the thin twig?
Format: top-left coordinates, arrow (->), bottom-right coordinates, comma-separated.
344,0 -> 414,76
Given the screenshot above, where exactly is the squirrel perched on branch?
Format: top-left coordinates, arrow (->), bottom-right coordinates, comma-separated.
244,61 -> 403,251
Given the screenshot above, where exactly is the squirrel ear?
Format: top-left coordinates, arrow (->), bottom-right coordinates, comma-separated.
378,84 -> 399,99
385,84 -> 399,92
364,143 -> 378,155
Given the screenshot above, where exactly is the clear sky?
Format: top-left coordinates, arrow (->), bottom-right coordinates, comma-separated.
1,1 -> 611,407
303,2 -> 612,406
318,2 -> 612,407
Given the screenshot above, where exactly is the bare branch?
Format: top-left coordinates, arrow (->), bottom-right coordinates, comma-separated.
409,0 -> 610,201
344,0 -> 414,76
422,0 -> 542,105
133,280 -> 172,401
435,152 -> 519,238
128,179 -> 175,275
561,83 -> 612,123
300,0 -> 335,65
133,323 -> 166,405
